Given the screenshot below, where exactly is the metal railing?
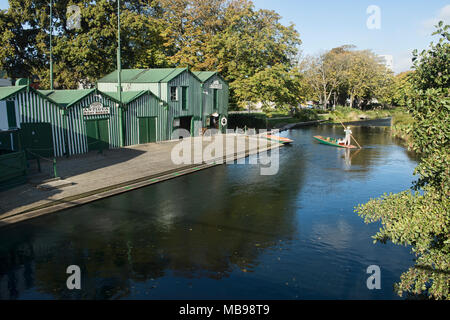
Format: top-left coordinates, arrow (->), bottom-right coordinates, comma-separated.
25,149 -> 58,179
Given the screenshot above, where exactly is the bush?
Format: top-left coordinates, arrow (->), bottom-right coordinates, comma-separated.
356,23 -> 450,300
293,109 -> 320,122
227,113 -> 267,130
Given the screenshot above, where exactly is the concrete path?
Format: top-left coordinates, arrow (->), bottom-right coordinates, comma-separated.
0,134 -> 281,227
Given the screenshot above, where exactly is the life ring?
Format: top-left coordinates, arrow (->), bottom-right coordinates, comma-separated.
221,116 -> 228,127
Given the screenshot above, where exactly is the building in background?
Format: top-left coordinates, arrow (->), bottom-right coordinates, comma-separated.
37,89 -> 124,156
379,55 -> 394,71
97,68 -> 229,138
193,71 -> 229,133
0,71 -> 12,87
102,90 -> 169,146
97,68 -> 203,138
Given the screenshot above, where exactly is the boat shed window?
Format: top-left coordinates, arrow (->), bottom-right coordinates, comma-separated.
170,87 -> 178,101
182,86 -> 188,110
213,89 -> 218,111
6,101 -> 17,129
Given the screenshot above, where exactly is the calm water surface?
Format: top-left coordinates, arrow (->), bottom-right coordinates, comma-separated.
0,125 -> 418,300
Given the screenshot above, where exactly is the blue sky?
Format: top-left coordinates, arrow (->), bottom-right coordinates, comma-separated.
253,0 -> 450,73
1,0 -> 449,73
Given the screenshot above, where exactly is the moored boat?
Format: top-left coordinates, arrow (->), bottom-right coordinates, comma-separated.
262,134 -> 293,144
313,135 -> 357,149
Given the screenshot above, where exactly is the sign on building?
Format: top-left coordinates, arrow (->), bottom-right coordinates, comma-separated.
83,102 -> 110,116
209,80 -> 222,90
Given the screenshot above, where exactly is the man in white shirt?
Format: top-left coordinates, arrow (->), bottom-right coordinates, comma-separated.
338,126 -> 352,145
343,127 -> 352,146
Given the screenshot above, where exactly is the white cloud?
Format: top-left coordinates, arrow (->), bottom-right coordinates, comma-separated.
421,5 -> 450,35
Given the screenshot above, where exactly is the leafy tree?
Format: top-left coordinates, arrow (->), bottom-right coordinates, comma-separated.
356,22 -> 450,300
0,0 -> 168,88
207,0 -> 301,109
342,49 -> 393,109
392,71 -> 414,107
157,0 -> 226,70
301,46 -> 393,110
0,0 -> 303,107
303,47 -> 351,109
235,63 -> 304,110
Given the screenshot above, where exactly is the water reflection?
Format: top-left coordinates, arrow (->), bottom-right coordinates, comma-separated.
0,125 -> 416,299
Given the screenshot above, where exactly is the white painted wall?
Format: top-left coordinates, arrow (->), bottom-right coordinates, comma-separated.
0,79 -> 12,87
0,100 -> 20,131
0,100 -> 8,130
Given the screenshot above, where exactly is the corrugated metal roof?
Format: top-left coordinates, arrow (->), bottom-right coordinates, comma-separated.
193,71 -> 217,82
98,68 -> 189,84
101,90 -> 167,106
193,71 -> 229,85
101,91 -> 146,104
38,89 -> 96,107
0,85 -> 27,100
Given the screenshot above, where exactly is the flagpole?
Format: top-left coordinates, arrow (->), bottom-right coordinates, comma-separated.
49,0 -> 53,90
117,0 -> 125,147
117,0 -> 122,103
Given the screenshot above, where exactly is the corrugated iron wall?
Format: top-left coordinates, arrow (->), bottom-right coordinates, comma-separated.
167,72 -> 202,137
67,94 -> 122,155
201,75 -> 229,127
123,93 -> 168,146
97,70 -> 230,139
14,90 -> 66,157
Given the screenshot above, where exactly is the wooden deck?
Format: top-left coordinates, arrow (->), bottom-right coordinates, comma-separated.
0,134 -> 281,227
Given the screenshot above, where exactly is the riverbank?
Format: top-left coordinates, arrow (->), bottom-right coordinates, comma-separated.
323,106 -> 414,147
390,111 -> 414,148
0,135 -> 282,227
279,119 -> 327,132
323,106 -> 407,122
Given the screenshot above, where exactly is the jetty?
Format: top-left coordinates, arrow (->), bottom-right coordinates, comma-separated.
0,134 -> 282,227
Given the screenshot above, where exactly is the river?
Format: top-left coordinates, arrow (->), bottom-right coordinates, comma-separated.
0,125 -> 418,300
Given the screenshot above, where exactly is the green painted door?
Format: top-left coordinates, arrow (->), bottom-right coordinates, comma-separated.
21,122 -> 54,158
6,101 -> 17,129
86,119 -> 109,152
139,117 -> 157,144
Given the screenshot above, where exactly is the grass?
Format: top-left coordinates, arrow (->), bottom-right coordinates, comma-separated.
325,106 -> 396,122
232,106 -> 414,137
324,106 -> 414,147
266,117 -> 299,129
390,108 -> 414,148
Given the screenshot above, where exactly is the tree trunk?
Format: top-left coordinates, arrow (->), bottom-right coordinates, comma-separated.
349,93 -> 354,108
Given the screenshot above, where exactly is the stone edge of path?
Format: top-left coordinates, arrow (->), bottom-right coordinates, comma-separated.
278,120 -> 326,132
0,142 -> 282,228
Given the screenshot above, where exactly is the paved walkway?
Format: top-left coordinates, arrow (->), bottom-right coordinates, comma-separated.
0,134 -> 281,226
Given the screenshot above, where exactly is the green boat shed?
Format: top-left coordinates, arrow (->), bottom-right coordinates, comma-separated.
193,71 -> 229,133
97,68 -> 203,138
101,90 -> 169,146
1,85 -> 68,158
38,89 -> 123,155
0,86 -> 28,188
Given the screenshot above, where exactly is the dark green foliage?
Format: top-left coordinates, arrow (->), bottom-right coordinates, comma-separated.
356,22 -> 450,300
0,0 -> 303,109
227,113 -> 267,130
293,109 -> 319,122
